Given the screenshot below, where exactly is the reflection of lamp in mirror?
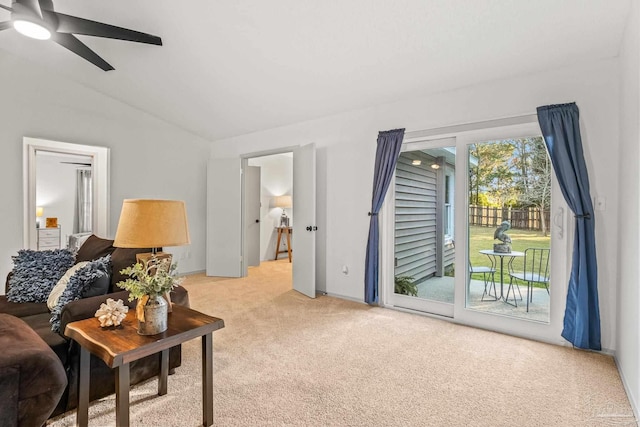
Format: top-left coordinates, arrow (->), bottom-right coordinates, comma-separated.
273,195 -> 292,227
36,206 -> 44,228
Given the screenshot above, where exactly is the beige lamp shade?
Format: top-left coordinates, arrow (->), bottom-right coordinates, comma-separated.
273,195 -> 292,209
113,199 -> 191,248
36,206 -> 44,217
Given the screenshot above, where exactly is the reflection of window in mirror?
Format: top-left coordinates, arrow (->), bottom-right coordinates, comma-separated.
24,137 -> 110,250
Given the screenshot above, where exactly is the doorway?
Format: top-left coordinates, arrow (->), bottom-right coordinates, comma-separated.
206,144 -> 317,298
247,153 -> 294,267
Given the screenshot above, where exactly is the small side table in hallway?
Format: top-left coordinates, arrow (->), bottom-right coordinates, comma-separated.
274,226 -> 293,262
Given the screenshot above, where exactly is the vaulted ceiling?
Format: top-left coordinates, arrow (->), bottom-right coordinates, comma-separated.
0,0 -> 631,141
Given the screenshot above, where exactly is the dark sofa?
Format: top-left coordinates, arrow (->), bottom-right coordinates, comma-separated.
0,235 -> 190,420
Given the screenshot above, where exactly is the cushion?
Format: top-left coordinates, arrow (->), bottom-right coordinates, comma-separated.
74,235 -> 115,263
47,262 -> 89,311
67,233 -> 92,255
50,255 -> 111,333
0,295 -> 49,318
0,314 -> 67,427
7,249 -> 75,303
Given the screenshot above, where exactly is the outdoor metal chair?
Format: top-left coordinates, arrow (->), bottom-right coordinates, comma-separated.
469,260 -> 496,301
507,248 -> 550,312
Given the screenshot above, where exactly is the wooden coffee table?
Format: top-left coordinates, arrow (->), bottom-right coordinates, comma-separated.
64,304 -> 225,427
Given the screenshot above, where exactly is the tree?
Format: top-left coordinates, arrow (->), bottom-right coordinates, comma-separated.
514,137 -> 551,235
469,141 -> 515,207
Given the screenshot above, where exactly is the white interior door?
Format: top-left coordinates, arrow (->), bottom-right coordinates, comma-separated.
292,144 -> 316,298
206,158 -> 242,277
244,165 -> 261,268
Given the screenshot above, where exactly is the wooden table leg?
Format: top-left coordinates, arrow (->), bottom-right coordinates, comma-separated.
274,228 -> 282,260
202,333 -> 213,427
159,349 -> 169,395
286,228 -> 292,262
115,364 -> 130,427
77,345 -> 90,427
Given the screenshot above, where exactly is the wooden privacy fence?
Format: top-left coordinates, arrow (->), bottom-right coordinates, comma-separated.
469,205 -> 550,231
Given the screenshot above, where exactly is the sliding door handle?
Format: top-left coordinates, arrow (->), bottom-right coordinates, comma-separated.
554,207 -> 564,239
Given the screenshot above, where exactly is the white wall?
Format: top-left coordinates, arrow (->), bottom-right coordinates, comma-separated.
0,52 -> 211,288
211,59 -> 621,351
248,154 -> 293,261
616,0 -> 640,416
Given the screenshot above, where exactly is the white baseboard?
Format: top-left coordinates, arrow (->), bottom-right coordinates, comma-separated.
614,353 -> 640,424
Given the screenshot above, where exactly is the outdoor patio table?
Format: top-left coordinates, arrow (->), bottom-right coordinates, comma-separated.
478,249 -> 524,300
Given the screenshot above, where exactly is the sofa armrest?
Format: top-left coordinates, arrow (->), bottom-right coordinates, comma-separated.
59,286 -> 190,335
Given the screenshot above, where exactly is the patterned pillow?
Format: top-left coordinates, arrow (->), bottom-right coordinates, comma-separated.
50,255 -> 111,333
47,262 -> 90,311
7,249 -> 75,303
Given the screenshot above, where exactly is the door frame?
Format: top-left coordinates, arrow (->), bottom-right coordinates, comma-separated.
381,119 -> 570,346
240,146 -> 297,276
23,137 -> 110,249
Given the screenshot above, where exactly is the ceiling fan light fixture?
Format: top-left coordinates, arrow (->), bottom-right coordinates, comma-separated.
13,19 -> 52,40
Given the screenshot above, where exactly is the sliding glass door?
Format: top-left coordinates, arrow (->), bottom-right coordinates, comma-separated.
384,138 -> 455,317
466,137 -> 552,322
382,122 -> 568,344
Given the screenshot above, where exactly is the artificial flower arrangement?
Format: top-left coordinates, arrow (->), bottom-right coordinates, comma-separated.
116,257 -> 184,334
116,257 -> 183,301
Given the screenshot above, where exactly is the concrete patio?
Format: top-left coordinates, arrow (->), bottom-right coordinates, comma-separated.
414,276 -> 550,322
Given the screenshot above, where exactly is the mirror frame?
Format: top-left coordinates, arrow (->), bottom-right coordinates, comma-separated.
23,137 -> 110,249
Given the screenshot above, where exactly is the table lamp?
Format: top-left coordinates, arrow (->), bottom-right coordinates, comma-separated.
36,206 -> 44,228
113,199 -> 191,266
273,195 -> 292,227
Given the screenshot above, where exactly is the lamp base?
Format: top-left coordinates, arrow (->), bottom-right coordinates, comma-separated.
135,251 -> 172,266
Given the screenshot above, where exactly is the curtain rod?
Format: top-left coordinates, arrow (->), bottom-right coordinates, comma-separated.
404,113 -> 538,140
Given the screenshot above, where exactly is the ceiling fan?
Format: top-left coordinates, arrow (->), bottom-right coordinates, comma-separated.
0,0 -> 162,71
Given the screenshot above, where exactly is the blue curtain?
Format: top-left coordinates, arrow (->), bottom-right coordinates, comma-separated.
364,128 -> 405,304
537,103 -> 600,350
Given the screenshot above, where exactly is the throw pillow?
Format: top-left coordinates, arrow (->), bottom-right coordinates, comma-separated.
75,235 -> 115,263
47,262 -> 90,310
7,249 -> 75,303
50,255 -> 111,333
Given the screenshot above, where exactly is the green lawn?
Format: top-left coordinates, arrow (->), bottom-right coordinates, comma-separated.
469,225 -> 550,286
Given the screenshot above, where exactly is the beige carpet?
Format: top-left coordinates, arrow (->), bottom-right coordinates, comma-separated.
49,260 -> 636,427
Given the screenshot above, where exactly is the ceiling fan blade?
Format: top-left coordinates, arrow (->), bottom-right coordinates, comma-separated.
53,12 -> 162,45
13,0 -> 43,18
60,161 -> 91,166
52,33 -> 114,71
0,4 -> 12,12
0,20 -> 11,30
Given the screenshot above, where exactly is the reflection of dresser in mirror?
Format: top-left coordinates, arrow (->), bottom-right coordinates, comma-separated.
37,227 -> 61,250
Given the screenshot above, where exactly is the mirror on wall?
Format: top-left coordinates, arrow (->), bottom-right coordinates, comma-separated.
24,138 -> 110,250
